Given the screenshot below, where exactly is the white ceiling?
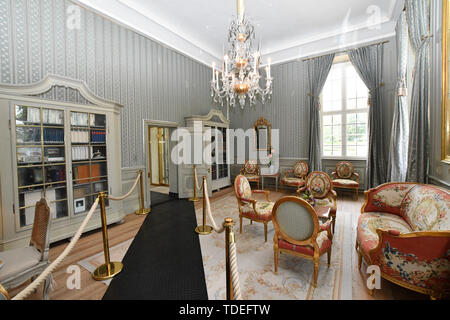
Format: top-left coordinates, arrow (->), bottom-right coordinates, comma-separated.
75,0 -> 403,66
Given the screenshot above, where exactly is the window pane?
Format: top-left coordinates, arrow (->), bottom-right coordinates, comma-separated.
323,115 -> 333,126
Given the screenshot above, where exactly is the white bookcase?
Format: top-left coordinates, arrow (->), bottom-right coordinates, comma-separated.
0,76 -> 124,250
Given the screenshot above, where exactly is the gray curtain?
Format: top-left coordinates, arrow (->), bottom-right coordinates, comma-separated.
405,0 -> 430,183
306,53 -> 335,171
348,44 -> 386,189
387,11 -> 409,182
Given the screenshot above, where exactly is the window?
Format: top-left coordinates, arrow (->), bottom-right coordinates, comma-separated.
321,57 -> 369,158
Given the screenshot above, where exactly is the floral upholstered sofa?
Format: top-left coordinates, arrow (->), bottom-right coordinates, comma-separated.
356,183 -> 450,299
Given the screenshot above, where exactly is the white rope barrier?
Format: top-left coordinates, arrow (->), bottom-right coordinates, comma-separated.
13,198 -> 100,300
13,172 -> 143,300
201,178 -> 242,300
107,173 -> 141,201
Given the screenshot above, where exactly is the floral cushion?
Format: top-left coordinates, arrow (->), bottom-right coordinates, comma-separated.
315,198 -> 337,213
363,183 -> 415,216
306,172 -> 332,199
336,161 -> 354,179
281,177 -> 305,187
400,185 -> 450,231
235,175 -> 252,200
244,175 -> 259,181
293,161 -> 308,178
243,161 -> 259,175
278,231 -> 332,256
241,201 -> 274,221
357,212 -> 413,256
332,179 -> 359,187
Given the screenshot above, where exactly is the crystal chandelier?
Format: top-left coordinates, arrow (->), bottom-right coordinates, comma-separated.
211,0 -> 273,109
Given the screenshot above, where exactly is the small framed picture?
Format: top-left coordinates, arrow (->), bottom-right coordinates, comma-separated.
74,198 -> 86,214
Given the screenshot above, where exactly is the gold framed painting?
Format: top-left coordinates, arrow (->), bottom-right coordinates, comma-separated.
443,0 -> 450,163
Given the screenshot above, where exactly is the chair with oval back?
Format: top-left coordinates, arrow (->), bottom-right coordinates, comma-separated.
300,171 -> 338,233
331,161 -> 360,200
280,161 -> 309,192
240,160 -> 261,189
234,175 -> 274,242
272,196 -> 333,288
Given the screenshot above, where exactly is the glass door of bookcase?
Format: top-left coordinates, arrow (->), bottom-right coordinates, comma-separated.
15,105 -> 68,228
208,126 -> 229,184
70,112 -> 109,215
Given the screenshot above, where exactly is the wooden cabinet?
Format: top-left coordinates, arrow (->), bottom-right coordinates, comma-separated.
0,76 -> 124,250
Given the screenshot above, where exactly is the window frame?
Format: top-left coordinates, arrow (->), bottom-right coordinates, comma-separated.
320,56 -> 369,161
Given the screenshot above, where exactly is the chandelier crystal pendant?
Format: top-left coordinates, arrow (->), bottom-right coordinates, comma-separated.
211,0 -> 273,109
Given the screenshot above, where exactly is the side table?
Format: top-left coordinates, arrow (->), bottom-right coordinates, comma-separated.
261,173 -> 281,192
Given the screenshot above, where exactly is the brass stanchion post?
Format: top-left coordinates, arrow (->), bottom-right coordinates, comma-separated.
195,176 -> 213,235
136,170 -> 151,215
224,217 -> 235,300
93,193 -> 123,281
189,165 -> 200,202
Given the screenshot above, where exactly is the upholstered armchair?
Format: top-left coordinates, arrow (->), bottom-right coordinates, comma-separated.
240,160 -> 261,189
0,199 -> 53,300
356,183 -> 450,299
272,196 -> 333,288
234,175 -> 274,242
299,171 -> 338,233
331,161 -> 360,200
281,161 -> 308,191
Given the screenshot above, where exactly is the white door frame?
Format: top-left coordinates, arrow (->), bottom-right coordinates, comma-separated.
143,120 -> 179,206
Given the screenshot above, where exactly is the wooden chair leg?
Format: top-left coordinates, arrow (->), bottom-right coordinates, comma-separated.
274,249 -> 279,274
313,259 -> 319,288
332,218 -> 336,234
327,249 -> 331,267
239,216 -> 243,234
355,188 -> 359,201
264,223 -> 268,242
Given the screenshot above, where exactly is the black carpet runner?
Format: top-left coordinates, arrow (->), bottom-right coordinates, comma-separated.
103,198 -> 208,300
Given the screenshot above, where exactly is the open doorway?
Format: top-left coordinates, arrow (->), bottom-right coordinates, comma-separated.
148,126 -> 171,204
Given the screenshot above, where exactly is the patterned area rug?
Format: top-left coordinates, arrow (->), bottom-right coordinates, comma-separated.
78,239 -> 133,285
196,192 -> 353,300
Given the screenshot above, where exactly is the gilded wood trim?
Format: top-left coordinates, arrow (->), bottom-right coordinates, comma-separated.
253,117 -> 272,152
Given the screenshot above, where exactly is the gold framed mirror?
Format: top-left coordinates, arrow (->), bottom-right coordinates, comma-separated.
253,117 -> 271,151
443,0 -> 450,163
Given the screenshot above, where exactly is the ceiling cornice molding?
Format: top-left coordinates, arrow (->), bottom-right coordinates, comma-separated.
265,19 -> 397,66
73,0 -> 401,67
72,0 -> 222,67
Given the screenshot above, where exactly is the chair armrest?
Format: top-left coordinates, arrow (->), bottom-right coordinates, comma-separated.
352,172 -> 360,184
253,190 -> 270,202
330,190 -> 337,200
331,172 -> 337,180
361,183 -> 414,215
368,230 -> 450,293
240,168 -> 246,175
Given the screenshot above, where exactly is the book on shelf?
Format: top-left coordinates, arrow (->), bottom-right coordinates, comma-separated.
91,131 -> 106,143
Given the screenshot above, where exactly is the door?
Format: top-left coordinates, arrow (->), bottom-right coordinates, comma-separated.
177,126 -> 212,199
149,127 -> 169,186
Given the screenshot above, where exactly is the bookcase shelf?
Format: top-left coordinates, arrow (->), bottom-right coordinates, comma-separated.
0,75 -> 124,251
